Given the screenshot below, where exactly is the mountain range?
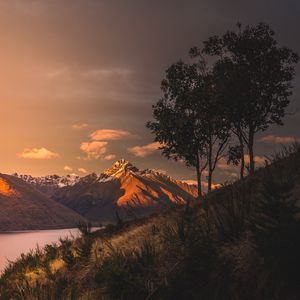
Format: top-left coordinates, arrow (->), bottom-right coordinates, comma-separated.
12,173 -> 81,196
13,159 -> 197,224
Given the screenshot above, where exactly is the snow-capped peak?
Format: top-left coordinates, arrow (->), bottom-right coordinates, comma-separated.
102,159 -> 139,178
13,173 -> 81,188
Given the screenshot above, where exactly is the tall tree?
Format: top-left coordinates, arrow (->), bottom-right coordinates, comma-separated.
199,22 -> 298,175
147,61 -> 208,197
147,57 -> 230,195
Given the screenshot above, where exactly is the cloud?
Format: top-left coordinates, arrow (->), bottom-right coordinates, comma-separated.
258,135 -> 298,144
78,167 -> 88,174
82,68 -> 132,79
72,123 -> 89,130
217,154 -> 267,176
63,165 -> 73,172
182,180 -> 221,190
244,154 -> 267,167
80,141 -> 107,159
90,129 -> 134,141
18,147 -> 59,160
202,181 -> 221,190
104,154 -> 116,161
217,158 -> 232,171
127,142 -> 161,157
46,67 -> 132,81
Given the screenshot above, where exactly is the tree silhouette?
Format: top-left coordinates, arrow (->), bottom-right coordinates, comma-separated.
200,22 -> 298,175
147,60 -> 208,197
147,57 -> 230,195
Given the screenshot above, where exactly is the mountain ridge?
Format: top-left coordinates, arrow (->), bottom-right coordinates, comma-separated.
0,173 -> 86,231
52,159 -> 198,223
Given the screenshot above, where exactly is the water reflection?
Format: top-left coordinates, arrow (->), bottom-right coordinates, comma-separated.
0,228 -> 80,272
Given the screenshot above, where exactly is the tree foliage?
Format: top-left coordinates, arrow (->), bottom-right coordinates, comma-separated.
202,22 -> 299,175
147,58 -> 230,195
147,22 -> 298,195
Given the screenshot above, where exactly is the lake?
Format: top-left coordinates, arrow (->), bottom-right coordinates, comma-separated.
0,228 -> 81,273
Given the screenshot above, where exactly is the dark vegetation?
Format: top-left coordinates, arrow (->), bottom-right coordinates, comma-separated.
147,22 -> 298,195
1,144 -> 300,299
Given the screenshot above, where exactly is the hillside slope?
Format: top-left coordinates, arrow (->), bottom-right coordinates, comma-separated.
2,145 -> 300,299
0,174 -> 85,231
53,159 -> 197,222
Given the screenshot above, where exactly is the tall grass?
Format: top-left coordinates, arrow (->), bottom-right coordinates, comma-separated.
1,144 -> 300,299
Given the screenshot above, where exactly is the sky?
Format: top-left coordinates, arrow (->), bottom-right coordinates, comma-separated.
0,0 -> 299,186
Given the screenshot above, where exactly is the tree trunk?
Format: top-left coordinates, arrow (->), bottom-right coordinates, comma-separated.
240,150 -> 245,179
248,129 -> 255,175
207,171 -> 212,193
238,134 -> 245,180
207,140 -> 213,193
196,158 -> 202,199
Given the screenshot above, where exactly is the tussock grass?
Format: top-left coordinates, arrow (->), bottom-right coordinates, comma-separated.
1,144 -> 300,299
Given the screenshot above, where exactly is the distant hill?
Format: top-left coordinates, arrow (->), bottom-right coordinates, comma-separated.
0,173 -> 85,231
52,159 -> 197,223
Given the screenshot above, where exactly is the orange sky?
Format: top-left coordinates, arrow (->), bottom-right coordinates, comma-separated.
0,0 -> 299,183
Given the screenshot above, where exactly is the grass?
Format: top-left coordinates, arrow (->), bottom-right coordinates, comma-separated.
1,143 -> 300,299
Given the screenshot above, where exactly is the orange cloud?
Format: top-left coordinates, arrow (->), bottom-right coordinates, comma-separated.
244,154 -> 267,167
259,135 -> 297,144
127,142 -> 161,157
90,129 -> 133,141
63,165 -> 73,172
18,147 -> 59,160
217,154 -> 267,176
72,123 -> 89,130
78,167 -> 88,174
182,180 -> 221,190
80,141 -> 107,159
202,181 -> 221,189
104,154 -> 116,161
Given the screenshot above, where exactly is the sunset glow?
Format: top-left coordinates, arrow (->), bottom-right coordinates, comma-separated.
0,178 -> 19,197
0,0 -> 298,186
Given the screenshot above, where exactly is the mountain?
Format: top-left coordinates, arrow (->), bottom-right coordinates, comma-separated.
13,173 -> 81,196
0,173 -> 85,231
53,159 -> 197,223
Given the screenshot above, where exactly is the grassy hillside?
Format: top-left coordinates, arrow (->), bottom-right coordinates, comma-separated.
1,144 -> 300,299
0,174 -> 86,231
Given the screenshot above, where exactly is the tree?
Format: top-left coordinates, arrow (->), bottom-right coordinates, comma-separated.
147,60 -> 208,197
199,22 -> 298,175
147,57 -> 230,195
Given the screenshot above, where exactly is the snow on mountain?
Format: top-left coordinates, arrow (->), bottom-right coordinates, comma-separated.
100,159 -> 138,180
13,173 -> 81,187
12,173 -> 81,196
52,159 -> 198,223
12,159 -> 198,223
14,159 -> 197,195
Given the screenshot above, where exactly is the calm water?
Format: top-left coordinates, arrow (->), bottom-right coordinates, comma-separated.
0,228 -> 80,272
